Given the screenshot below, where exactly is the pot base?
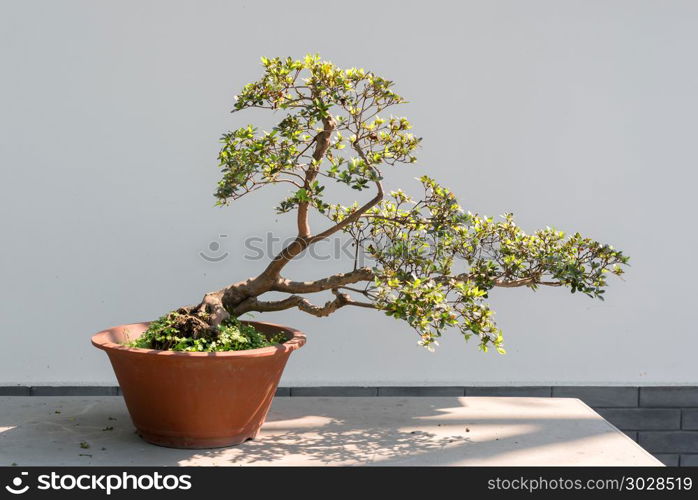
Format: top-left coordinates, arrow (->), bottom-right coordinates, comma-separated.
137,430 -> 258,449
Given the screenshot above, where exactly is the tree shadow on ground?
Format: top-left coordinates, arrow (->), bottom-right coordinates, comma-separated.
224,421 -> 469,466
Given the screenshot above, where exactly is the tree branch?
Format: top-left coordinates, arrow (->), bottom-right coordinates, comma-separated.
272,268 -> 374,293
297,115 -> 336,239
231,289 -> 376,317
260,174 -> 382,279
493,278 -> 562,288
307,143 -> 384,244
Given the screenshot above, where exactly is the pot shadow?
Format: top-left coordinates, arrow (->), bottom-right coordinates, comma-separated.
0,396 -> 657,466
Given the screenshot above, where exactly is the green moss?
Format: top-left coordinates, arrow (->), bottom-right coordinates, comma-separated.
127,312 -> 287,352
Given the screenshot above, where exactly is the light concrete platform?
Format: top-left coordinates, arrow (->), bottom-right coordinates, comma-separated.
0,396 -> 661,466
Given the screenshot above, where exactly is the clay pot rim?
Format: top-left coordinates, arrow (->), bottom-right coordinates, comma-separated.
91,320 -> 306,358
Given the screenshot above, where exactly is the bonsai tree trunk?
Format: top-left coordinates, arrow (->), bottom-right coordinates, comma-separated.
178,113 -> 381,338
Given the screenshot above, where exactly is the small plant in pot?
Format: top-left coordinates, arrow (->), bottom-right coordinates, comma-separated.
92,55 -> 628,449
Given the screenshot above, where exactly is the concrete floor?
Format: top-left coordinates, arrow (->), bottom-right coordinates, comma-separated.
0,396 -> 661,466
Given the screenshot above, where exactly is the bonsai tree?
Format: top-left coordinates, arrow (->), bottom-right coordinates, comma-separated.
136,54 -> 628,353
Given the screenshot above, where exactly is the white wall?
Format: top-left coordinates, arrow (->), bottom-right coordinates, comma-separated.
1,0 -> 696,386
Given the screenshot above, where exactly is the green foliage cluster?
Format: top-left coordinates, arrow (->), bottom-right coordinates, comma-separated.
211,54 -> 629,353
329,176 -> 627,351
128,313 -> 286,352
216,54 -> 419,214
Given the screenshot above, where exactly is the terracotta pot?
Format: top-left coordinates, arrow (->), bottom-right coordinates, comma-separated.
91,320 -> 305,449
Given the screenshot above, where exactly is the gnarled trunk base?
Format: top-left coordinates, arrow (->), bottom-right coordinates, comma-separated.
174,286 -> 250,340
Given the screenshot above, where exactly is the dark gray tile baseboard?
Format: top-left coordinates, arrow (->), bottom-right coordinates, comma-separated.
640,387 -> 698,408
289,386 -> 378,397
0,386 -> 120,396
466,386 -> 551,397
1,385 -> 694,401
653,454 -> 680,466
623,431 -> 638,442
275,387 -> 291,397
31,386 -> 120,396
595,408 -> 682,431
683,409 -> 698,430
639,431 -> 698,454
0,386 -> 30,396
378,386 -> 464,397
552,386 -> 639,407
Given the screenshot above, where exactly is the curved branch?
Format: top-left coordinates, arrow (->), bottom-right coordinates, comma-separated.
260,177 -> 383,278
307,143 -> 384,244
492,278 -> 562,288
231,289 -> 377,317
272,268 -> 374,294
297,114 -> 336,239
308,187 -> 383,244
